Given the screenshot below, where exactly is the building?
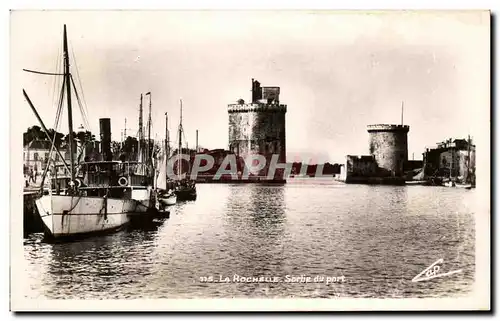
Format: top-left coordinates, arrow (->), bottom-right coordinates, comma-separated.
23,138 -> 100,178
339,123 -> 410,185
424,138 -> 476,181
339,154 -> 406,185
367,124 -> 410,177
23,140 -> 56,175
193,149 -> 244,180
228,78 -> 287,181
344,155 -> 378,178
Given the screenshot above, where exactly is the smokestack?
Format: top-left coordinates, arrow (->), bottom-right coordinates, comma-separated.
99,118 -> 112,161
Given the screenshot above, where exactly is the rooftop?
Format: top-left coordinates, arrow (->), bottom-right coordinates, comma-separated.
24,140 -> 52,150
228,102 -> 287,113
367,124 -> 410,132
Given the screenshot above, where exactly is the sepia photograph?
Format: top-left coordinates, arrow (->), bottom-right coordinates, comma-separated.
9,9 -> 490,311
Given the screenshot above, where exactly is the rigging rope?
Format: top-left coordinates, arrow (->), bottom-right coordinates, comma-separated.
39,77 -> 66,191
22,69 -> 65,76
70,74 -> 90,129
49,42 -> 62,120
99,191 -> 109,220
66,195 -> 83,213
70,41 -> 91,130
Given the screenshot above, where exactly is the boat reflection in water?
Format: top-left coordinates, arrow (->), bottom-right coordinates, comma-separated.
23,181 -> 476,299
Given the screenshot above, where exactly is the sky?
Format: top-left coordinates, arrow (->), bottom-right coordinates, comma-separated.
11,10 -> 490,164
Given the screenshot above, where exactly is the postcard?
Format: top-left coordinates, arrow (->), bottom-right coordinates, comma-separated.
10,9 -> 491,311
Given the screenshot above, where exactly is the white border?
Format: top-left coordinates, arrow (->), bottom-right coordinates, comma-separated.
5,0 -> 496,315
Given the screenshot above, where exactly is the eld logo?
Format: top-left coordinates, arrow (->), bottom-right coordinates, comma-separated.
412,258 -> 463,283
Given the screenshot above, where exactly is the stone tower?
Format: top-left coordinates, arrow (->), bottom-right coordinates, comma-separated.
228,79 -> 287,180
367,124 -> 409,177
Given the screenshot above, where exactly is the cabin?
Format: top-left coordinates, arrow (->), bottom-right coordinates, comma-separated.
48,161 -> 154,199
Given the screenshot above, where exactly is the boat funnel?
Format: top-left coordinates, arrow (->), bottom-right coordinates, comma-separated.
99,118 -> 112,161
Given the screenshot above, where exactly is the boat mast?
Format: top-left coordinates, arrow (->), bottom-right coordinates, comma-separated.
449,139 -> 453,181
63,24 -> 76,182
146,92 -> 152,163
467,135 -> 471,183
122,118 -> 127,148
165,112 -> 169,182
138,94 -> 143,160
178,99 -> 183,179
423,148 -> 427,178
165,112 -> 169,160
401,101 -> 404,125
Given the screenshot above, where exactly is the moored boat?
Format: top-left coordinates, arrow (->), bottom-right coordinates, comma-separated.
456,183 -> 473,189
443,180 -> 455,187
174,179 -> 197,201
154,111 -> 178,208
24,25 -> 154,239
35,157 -> 154,239
442,136 -> 475,189
158,189 -> 177,206
36,192 -> 136,238
405,180 -> 427,185
173,99 -> 197,201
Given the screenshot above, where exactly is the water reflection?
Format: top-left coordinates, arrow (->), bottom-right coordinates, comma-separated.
36,228 -> 162,299
22,181 -> 476,299
221,184 -> 287,296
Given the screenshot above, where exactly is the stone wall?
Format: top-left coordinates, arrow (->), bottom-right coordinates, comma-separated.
345,155 -> 378,177
368,125 -> 409,177
228,103 -> 287,179
436,148 -> 476,179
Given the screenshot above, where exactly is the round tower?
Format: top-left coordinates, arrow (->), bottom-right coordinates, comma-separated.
228,79 -> 287,180
367,124 -> 409,177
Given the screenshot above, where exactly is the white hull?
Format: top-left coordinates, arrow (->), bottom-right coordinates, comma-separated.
456,183 -> 473,189
443,181 -> 453,187
131,188 -> 153,212
405,180 -> 427,185
159,194 -> 177,206
35,194 -> 146,238
443,181 -> 472,188
443,182 -> 472,188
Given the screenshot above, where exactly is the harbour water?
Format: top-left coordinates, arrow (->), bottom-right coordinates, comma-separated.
23,179 -> 476,299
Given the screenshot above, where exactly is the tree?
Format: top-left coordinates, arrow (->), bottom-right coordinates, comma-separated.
23,125 -> 44,146
24,126 -> 67,149
122,136 -> 139,160
111,141 -> 122,160
46,129 -> 65,149
75,130 -> 96,146
63,132 -> 77,148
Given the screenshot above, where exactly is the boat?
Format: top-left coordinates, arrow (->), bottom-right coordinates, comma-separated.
173,99 -> 197,201
405,180 -> 427,185
155,111 -> 177,208
443,180 -> 456,187
23,25 -> 152,239
461,135 -> 475,189
174,179 -> 197,201
456,182 -> 473,189
405,154 -> 432,185
158,189 -> 177,206
131,92 -> 156,209
442,136 -> 474,189
405,168 -> 427,185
